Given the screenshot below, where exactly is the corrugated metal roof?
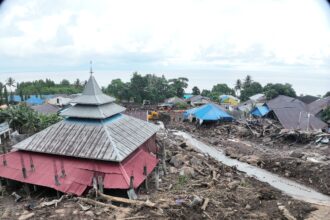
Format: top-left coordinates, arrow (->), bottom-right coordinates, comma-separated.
308,96 -> 330,115
0,148 -> 158,195
0,122 -> 10,135
13,114 -> 159,162
266,95 -> 327,131
31,104 -> 60,115
71,75 -> 115,105
60,103 -> 126,119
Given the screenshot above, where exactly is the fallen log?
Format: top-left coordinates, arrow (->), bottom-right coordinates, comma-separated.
78,197 -> 127,211
97,191 -> 156,208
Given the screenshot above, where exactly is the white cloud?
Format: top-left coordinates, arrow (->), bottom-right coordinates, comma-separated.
0,0 -> 329,69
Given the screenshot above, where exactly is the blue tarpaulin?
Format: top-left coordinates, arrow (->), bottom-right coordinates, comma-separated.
10,95 -> 22,102
251,106 -> 270,117
26,96 -> 44,105
183,103 -> 234,122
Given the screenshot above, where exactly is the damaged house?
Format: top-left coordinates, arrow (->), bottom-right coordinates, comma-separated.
266,95 -> 327,131
0,75 -> 159,196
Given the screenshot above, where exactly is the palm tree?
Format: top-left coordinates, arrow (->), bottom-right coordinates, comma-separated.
6,77 -> 16,103
235,79 -> 242,97
0,82 -> 3,105
74,78 -> 81,88
243,75 -> 252,88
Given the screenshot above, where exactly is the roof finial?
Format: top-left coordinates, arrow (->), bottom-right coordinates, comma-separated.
90,61 -> 93,76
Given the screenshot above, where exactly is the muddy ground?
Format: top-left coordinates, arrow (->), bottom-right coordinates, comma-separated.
168,118 -> 330,197
0,128 -> 319,220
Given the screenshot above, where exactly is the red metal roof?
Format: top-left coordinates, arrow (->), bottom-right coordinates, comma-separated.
0,148 -> 158,196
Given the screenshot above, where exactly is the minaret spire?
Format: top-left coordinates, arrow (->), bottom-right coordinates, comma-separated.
90,61 -> 93,76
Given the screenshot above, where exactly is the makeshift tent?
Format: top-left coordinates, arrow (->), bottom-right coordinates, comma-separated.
26,96 -> 44,105
219,95 -> 239,106
183,103 -> 234,123
251,106 -> 270,117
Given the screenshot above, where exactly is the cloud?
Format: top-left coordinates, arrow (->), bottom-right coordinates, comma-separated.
0,0 -> 329,72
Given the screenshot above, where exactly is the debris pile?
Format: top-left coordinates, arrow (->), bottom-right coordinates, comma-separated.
0,130 -> 316,219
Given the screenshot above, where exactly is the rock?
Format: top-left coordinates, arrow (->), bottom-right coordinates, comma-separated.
55,209 -> 66,215
18,213 -> 35,220
224,172 -> 233,177
73,210 -> 79,215
190,195 -> 203,207
179,166 -> 195,177
240,155 -> 260,166
262,137 -> 272,143
190,156 -> 202,167
245,204 -> 252,210
169,167 -> 178,174
228,181 -> 240,190
85,211 -> 94,217
170,154 -> 185,168
290,151 -> 304,158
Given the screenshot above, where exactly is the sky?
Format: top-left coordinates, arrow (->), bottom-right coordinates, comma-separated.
0,0 -> 329,95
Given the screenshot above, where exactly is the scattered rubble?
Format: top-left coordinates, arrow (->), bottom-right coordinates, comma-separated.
168,117 -> 330,197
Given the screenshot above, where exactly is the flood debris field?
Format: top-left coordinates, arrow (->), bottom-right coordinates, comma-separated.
0,128 -> 322,220
168,118 -> 330,197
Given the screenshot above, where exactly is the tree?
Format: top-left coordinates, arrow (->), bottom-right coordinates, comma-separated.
240,82 -> 263,101
211,84 -> 235,96
242,75 -> 252,89
74,79 -> 82,88
201,89 -> 211,97
234,79 -> 242,96
192,86 -> 200,95
106,79 -> 131,101
321,107 -> 330,122
3,86 -> 8,104
6,77 -> 16,103
263,83 -> 296,100
0,82 -> 3,105
324,91 -> 330,98
60,79 -> 70,86
169,77 -> 189,98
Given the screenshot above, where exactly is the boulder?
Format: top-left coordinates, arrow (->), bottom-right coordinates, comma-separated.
179,166 -> 195,177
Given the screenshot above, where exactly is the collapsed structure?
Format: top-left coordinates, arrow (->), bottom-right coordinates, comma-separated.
266,95 -> 327,131
0,75 -> 159,196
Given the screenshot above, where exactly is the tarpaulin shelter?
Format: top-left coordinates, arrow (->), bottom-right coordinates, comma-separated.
219,95 -> 239,106
251,106 -> 270,117
183,103 -> 234,123
25,95 -> 44,105
0,74 -> 159,196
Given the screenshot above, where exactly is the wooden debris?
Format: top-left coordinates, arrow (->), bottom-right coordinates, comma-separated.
36,195 -> 64,208
97,191 -> 156,208
201,198 -> 210,211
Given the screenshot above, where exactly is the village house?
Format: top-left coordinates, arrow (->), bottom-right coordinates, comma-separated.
0,74 -> 159,196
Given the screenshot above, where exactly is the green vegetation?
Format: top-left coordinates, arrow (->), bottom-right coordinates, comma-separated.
263,83 -> 296,100
16,78 -> 83,99
0,104 -> 62,134
104,73 -> 188,103
174,175 -> 189,190
321,107 -> 330,122
192,86 -> 200,95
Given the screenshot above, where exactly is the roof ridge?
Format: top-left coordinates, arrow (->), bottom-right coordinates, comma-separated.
101,120 -> 121,161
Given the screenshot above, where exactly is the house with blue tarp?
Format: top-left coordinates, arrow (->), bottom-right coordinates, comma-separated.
10,95 -> 22,103
183,103 -> 234,124
250,106 -> 270,117
25,95 -> 44,105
